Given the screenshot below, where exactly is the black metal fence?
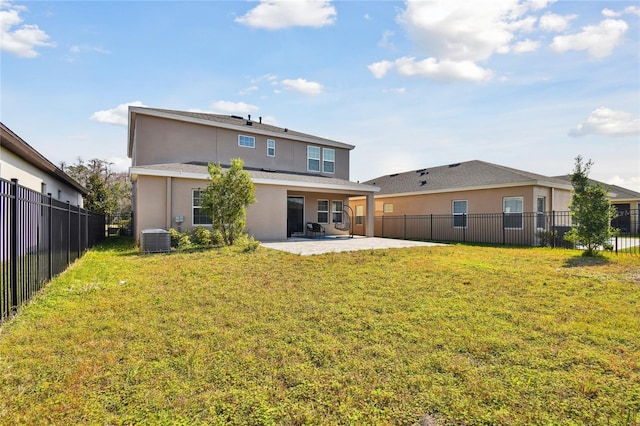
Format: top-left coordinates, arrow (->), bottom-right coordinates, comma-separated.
363,210 -> 639,254
1,178 -> 105,323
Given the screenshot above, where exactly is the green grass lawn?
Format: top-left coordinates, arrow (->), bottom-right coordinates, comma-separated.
0,238 -> 638,425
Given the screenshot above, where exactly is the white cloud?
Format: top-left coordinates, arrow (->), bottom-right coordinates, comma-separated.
90,101 -> 146,126
235,0 -> 336,30
238,85 -> 258,96
396,57 -> 493,82
512,38 -> 540,53
107,156 -> 131,172
368,60 -> 394,79
378,29 -> 396,50
0,2 -> 55,58
369,57 -> 492,82
210,100 -> 259,115
539,12 -> 576,32
383,87 -> 406,94
602,8 -> 621,18
624,6 -> 640,16
281,78 -> 323,95
65,44 -> 111,63
551,19 -> 628,59
607,175 -> 640,191
377,0 -> 553,83
570,107 -> 640,137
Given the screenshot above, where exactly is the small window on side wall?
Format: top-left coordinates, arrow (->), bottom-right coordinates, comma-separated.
356,205 -> 364,225
452,200 -> 467,228
267,139 -> 275,157
383,203 -> 393,213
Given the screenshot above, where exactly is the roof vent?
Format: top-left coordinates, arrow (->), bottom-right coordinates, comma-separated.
390,173 -> 399,177
416,168 -> 426,173
231,115 -> 243,120
284,128 -> 288,132
246,120 -> 252,126
448,163 -> 461,168
259,116 -> 262,124
420,180 -> 427,186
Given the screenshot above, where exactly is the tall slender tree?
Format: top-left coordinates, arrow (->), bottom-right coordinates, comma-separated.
565,156 -> 618,256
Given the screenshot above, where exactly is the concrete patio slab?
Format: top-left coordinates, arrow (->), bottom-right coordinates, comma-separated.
260,236 -> 445,256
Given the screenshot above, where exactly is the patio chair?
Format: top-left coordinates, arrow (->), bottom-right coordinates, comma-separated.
306,222 -> 325,238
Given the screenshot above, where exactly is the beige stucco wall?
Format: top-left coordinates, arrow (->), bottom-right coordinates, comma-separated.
133,115 -> 350,180
133,174 -> 357,242
350,185 -> 572,217
1,147 -> 84,206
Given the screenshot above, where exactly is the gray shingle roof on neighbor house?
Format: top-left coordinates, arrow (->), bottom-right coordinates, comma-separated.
130,162 -> 378,193
128,107 -> 354,153
363,160 -> 573,195
552,175 -> 640,201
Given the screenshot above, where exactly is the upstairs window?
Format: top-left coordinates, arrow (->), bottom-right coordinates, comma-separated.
267,139 -> 275,157
239,135 -> 255,148
323,148 -> 335,174
308,146 -> 321,172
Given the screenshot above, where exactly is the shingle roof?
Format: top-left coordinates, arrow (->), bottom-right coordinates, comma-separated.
363,160 -> 572,195
553,175 -> 640,201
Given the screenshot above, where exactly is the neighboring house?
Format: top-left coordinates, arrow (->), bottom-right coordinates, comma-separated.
554,175 -> 640,234
1,122 -> 86,206
127,107 -> 378,241
350,160 -> 574,244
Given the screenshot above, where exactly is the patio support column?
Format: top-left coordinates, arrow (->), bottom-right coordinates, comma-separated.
165,177 -> 172,230
366,193 -> 375,237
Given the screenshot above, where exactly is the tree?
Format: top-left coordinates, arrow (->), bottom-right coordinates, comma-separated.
564,156 -> 618,256
201,158 -> 256,246
63,158 -> 132,219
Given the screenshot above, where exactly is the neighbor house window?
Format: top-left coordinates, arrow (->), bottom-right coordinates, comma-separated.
308,146 -> 320,172
267,139 -> 275,157
504,196 -> 524,229
453,200 -> 468,228
536,196 -> 546,229
383,203 -> 393,213
332,200 -> 343,223
356,205 -> 364,225
238,135 -> 255,148
317,199 -> 329,223
193,189 -> 212,225
323,148 -> 335,174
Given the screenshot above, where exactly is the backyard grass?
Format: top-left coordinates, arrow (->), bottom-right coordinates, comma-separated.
0,238 -> 638,425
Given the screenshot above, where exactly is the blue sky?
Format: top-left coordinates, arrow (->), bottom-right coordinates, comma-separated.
2,0 -> 639,190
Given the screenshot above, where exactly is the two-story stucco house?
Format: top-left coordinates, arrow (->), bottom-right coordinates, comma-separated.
127,107 -> 378,241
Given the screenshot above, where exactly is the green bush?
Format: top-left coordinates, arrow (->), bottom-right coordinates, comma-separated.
192,226 -> 213,247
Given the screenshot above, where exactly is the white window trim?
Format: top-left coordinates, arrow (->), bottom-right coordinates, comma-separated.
383,203 -> 393,214
323,148 -> 335,174
238,135 -> 255,148
317,199 -> 329,224
192,189 -> 212,225
452,200 -> 468,228
267,139 -> 275,157
332,200 -> 343,224
308,146 -> 321,172
503,196 -> 524,230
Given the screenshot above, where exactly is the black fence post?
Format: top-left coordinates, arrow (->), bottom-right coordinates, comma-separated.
404,215 -> 407,240
77,205 -> 82,259
47,194 -> 52,281
67,201 -> 71,266
502,212 -> 506,246
10,179 -> 18,311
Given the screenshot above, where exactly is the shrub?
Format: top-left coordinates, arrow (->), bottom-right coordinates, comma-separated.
192,226 -> 213,247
